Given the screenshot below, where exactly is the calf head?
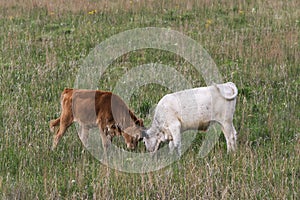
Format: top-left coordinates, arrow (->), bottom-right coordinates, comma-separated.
105,124 -> 143,150
122,132 -> 139,150
122,125 -> 146,149
122,125 -> 160,152
143,136 -> 158,153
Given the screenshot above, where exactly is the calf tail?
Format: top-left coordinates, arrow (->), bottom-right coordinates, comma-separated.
214,82 -> 238,100
50,118 -> 60,132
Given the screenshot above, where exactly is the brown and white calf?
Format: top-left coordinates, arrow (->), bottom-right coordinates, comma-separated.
50,88 -> 143,150
124,82 -> 238,156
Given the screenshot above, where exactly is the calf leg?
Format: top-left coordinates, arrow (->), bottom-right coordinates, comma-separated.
99,126 -> 111,150
52,114 -> 73,150
221,122 -> 237,152
98,126 -> 112,163
52,126 -> 66,150
167,121 -> 182,156
79,125 -> 89,147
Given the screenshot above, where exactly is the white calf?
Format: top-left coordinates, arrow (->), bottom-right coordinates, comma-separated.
142,82 -> 238,155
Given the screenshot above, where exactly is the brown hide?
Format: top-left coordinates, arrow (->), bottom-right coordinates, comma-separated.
50,88 -> 143,150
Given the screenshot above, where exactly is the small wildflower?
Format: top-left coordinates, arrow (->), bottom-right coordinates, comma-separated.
205,19 -> 212,28
88,10 -> 97,15
238,10 -> 244,15
206,19 -> 212,24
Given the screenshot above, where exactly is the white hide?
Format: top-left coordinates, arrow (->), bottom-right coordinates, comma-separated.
143,82 -> 238,155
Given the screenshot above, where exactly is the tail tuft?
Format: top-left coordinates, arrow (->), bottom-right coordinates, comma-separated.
213,82 -> 238,100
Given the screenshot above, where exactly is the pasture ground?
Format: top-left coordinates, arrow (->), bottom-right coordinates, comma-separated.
0,0 -> 299,199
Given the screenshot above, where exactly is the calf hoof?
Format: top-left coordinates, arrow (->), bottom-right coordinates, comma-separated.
50,126 -> 55,133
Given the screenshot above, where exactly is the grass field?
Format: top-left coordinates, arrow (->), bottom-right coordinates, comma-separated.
0,0 -> 299,199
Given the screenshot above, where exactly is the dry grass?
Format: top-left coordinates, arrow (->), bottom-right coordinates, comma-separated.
0,0 -> 299,199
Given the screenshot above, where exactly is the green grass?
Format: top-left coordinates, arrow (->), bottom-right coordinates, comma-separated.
0,0 -> 299,199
